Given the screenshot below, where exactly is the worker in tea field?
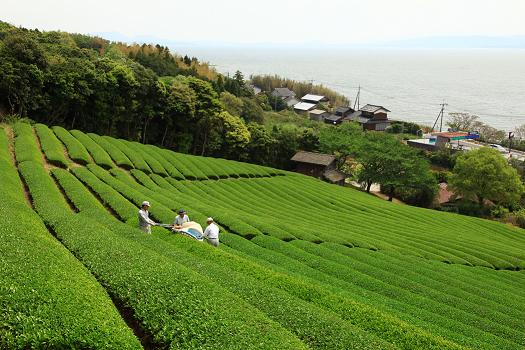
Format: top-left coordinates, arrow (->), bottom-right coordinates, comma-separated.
138,201 -> 157,234
173,209 -> 190,231
203,217 -> 220,247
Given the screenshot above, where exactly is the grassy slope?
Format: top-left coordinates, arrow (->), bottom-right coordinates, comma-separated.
1,123 -> 525,349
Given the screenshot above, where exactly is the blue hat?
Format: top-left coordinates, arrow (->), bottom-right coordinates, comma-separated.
178,209 -> 185,214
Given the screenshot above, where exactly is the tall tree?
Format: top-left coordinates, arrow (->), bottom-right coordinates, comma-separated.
318,122 -> 364,167
449,147 -> 524,206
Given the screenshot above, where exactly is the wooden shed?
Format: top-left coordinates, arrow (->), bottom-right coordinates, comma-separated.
290,151 -> 337,179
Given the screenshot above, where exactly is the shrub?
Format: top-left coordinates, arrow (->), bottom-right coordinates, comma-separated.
34,123 -> 69,167
19,161 -> 304,350
70,129 -> 114,169
144,144 -> 185,179
124,140 -> 168,176
8,162 -> 141,349
12,122 -> 42,164
101,136 -> 151,173
52,126 -> 91,165
88,133 -> 134,169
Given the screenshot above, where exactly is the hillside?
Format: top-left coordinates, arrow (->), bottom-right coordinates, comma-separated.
1,122 -> 525,349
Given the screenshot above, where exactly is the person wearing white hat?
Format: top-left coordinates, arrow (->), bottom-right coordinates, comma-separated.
138,201 -> 156,233
203,217 -> 220,247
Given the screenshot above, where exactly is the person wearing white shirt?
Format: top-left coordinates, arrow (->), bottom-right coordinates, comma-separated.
138,201 -> 156,234
173,209 -> 190,231
203,217 -> 220,247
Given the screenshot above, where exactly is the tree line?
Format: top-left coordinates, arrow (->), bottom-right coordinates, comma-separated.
0,21 -> 331,167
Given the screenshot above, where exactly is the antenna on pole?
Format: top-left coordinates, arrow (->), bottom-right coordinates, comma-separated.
431,100 -> 448,132
353,85 -> 361,110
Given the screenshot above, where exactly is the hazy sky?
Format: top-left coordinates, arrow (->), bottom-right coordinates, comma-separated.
2,0 -> 525,45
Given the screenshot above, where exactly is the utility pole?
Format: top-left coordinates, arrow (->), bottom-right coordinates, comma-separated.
509,132 -> 514,154
353,85 -> 361,110
431,101 -> 448,132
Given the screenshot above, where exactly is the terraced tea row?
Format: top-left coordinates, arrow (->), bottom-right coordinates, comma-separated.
2,123 -> 524,350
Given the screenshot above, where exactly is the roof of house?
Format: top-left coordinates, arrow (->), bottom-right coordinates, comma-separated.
345,111 -> 391,124
272,87 -> 295,98
301,94 -> 326,102
336,106 -> 353,114
293,102 -> 317,111
324,114 -> 343,122
291,151 -> 336,166
323,169 -> 346,183
345,111 -> 364,122
360,104 -> 391,113
309,109 -> 328,115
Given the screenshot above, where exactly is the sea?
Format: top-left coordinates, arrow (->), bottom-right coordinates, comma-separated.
174,47 -> 525,131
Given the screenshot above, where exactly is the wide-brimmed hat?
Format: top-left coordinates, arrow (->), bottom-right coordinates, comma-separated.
141,201 -> 150,207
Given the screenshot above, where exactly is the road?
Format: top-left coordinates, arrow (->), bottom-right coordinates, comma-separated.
453,140 -> 525,161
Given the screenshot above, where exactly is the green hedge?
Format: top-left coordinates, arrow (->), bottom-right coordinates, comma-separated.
101,137 -> 151,173
147,234 -> 396,350
88,133 -> 134,169
19,161 -> 306,350
34,123 -> 69,168
12,122 -> 42,164
52,126 -> 91,165
3,155 -> 140,348
144,144 -> 185,179
70,130 -> 114,169
123,140 -> 168,176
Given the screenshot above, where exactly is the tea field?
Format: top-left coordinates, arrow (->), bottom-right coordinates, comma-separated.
1,122 -> 524,349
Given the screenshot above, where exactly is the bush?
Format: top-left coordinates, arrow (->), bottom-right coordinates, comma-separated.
88,133 -> 134,169
70,129 -> 114,169
101,136 -> 151,173
12,122 -> 42,164
19,161 -> 303,350
52,126 -> 91,165
510,208 -> 525,228
124,140 -> 168,176
34,123 -> 69,167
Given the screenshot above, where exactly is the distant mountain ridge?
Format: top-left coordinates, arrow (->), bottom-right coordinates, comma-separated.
94,32 -> 525,49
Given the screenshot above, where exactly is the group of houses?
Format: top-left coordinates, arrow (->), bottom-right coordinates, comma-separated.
270,87 -> 394,187
271,87 -> 391,131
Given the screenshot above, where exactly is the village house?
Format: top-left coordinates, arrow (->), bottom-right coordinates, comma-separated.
324,114 -> 344,125
335,106 -> 354,118
309,109 -> 330,121
293,102 -> 317,114
301,94 -> 328,104
345,104 -> 391,131
271,87 -> 299,107
290,151 -> 346,186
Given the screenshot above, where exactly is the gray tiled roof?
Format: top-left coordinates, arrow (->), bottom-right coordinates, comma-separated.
291,151 -> 336,166
360,104 -> 391,113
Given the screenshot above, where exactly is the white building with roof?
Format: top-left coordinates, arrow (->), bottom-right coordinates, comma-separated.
301,94 -> 328,104
293,102 -> 317,114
